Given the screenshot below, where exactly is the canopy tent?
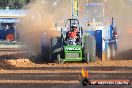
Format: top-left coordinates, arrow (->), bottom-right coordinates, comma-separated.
0,10 -> 27,18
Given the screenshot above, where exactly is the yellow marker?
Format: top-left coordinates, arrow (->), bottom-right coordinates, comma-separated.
82,68 -> 89,78
73,0 -> 78,17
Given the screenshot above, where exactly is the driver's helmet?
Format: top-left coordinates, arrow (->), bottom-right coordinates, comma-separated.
71,24 -> 77,32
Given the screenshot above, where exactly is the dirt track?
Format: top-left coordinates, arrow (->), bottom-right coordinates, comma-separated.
0,50 -> 132,88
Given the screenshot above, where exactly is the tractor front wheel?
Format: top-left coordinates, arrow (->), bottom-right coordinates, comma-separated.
57,54 -> 64,64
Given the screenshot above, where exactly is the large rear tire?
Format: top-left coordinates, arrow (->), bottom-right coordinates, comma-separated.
51,37 -> 62,61
84,36 -> 96,62
41,32 -> 50,61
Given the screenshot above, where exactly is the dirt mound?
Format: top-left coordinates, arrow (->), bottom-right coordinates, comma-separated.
0,49 -> 131,70
0,58 -> 132,70
0,60 -> 15,70
7,59 -> 33,67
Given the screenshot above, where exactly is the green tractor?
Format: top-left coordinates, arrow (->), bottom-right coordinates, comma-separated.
48,18 -> 96,64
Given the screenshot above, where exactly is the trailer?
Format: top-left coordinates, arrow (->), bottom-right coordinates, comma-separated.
83,3 -> 118,60
0,10 -> 26,49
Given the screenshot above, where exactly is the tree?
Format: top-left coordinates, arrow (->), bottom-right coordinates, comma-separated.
0,0 -> 30,9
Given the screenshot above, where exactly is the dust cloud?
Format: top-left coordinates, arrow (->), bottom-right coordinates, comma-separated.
107,0 -> 132,59
17,0 -> 132,59
80,0 -> 132,59
17,0 -> 71,56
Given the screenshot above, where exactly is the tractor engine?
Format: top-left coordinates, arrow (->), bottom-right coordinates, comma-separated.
67,38 -> 76,45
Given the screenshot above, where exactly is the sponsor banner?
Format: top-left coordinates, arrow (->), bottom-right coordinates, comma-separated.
66,47 -> 81,51
73,0 -> 78,17
84,3 -> 104,7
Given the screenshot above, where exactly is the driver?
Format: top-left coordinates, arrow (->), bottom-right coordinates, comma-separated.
68,25 -> 78,39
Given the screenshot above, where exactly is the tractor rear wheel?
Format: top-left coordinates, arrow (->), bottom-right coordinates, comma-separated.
41,32 -> 50,61
51,37 -> 62,61
84,36 -> 96,62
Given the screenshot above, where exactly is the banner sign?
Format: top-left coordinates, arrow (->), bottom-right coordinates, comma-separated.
0,10 -> 26,17
84,3 -> 104,7
0,18 -> 20,23
73,0 -> 78,17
